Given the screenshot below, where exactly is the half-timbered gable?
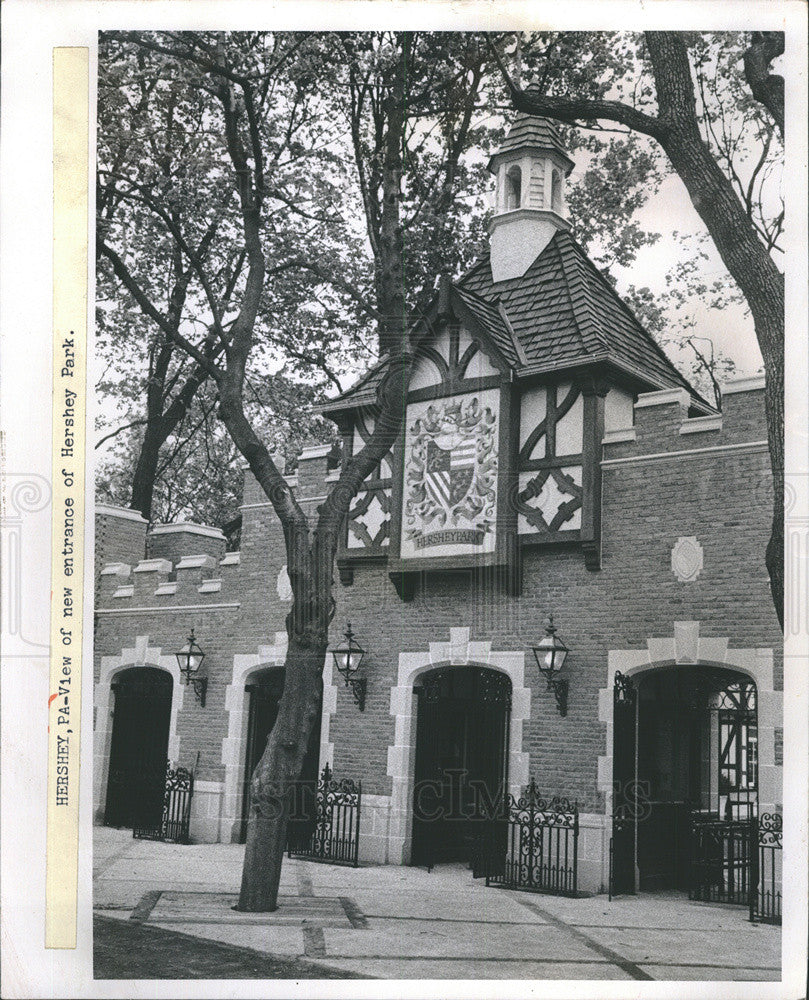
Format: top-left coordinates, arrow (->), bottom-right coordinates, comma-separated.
326,115 -> 712,593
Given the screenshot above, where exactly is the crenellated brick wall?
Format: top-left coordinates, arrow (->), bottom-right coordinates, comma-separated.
94,505 -> 148,596
147,522 -> 227,564
94,378 -> 781,880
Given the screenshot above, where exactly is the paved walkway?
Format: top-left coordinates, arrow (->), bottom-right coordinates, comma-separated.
94,827 -> 781,982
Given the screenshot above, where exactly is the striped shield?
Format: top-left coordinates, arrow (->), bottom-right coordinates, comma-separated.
426,437 -> 476,510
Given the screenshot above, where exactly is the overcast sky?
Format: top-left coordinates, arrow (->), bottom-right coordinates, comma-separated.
612,169 -> 762,376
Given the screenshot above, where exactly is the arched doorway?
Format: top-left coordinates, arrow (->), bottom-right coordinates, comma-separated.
411,665 -> 511,868
238,668 -> 321,844
104,667 -> 173,830
612,665 -> 758,896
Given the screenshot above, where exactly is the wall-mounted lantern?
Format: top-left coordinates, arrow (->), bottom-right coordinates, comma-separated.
176,627 -> 207,707
331,622 -> 367,711
532,616 -> 569,717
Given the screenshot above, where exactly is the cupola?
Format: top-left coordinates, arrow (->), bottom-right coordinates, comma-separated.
488,114 -> 574,283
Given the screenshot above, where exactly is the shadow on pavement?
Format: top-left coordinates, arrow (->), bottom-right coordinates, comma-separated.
93,915 -> 368,980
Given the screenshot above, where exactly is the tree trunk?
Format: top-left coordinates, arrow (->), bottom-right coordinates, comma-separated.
508,34 -> 785,628
236,631 -> 326,912
644,33 -> 785,627
229,37 -> 415,911
375,33 -> 408,357
130,425 -> 161,521
760,319 -> 785,625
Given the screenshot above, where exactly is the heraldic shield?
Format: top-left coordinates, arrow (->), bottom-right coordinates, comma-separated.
426,437 -> 476,509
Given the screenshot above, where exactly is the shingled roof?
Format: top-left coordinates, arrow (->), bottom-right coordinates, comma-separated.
492,114 -> 574,173
451,284 -> 524,368
459,229 -> 707,402
322,229 -> 710,415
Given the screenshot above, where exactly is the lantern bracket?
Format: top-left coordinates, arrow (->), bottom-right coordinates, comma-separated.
187,675 -> 208,708
347,677 -> 367,712
545,675 -> 568,717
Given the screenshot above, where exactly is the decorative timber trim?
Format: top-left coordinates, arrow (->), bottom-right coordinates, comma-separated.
579,377 -> 608,571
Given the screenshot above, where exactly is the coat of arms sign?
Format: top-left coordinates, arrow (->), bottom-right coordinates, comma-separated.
401,391 -> 498,556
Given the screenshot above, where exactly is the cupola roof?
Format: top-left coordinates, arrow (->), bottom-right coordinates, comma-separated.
489,114 -> 574,175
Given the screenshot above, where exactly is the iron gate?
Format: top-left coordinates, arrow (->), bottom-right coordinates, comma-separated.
287,763 -> 361,867
689,679 -> 758,906
689,814 -> 752,905
133,759 -> 195,843
481,779 -> 579,895
750,811 -> 782,924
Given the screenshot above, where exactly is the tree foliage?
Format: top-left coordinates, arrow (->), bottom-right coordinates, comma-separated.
97,30 -> 686,528
496,30 -> 785,625
96,31 -> 372,521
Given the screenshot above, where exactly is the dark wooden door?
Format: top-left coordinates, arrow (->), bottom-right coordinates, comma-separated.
637,689 -> 696,890
411,667 -> 510,868
105,668 -> 173,829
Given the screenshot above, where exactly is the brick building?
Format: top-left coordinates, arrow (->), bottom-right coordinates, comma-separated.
93,116 -> 782,900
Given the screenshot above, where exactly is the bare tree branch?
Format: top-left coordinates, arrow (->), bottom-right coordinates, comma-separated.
95,417 -> 147,450
487,36 -> 667,141
98,238 -> 222,379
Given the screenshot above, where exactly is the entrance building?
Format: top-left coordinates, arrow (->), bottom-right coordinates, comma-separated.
93,111 -> 782,911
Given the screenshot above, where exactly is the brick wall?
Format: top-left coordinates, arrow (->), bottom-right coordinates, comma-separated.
93,381 -> 782,840
325,382 -> 780,809
147,523 -> 226,564
94,505 -> 147,586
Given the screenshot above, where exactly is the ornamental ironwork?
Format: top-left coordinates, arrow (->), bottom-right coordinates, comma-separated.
478,668 -> 513,708
287,763 -> 362,868
613,671 -> 635,705
479,778 -> 579,896
716,680 -> 757,712
418,666 -> 512,708
610,670 -> 636,897
750,811 -> 782,925
133,759 -> 194,844
689,813 -> 752,907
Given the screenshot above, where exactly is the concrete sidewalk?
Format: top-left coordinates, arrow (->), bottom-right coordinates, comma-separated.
94,826 -> 781,982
